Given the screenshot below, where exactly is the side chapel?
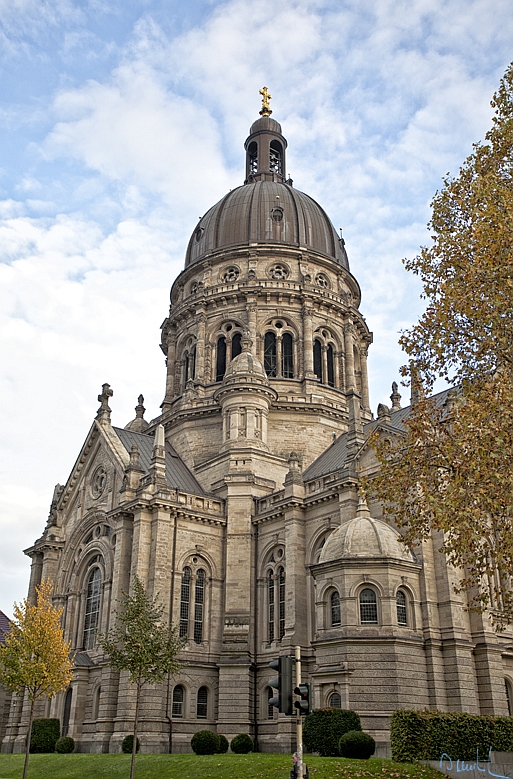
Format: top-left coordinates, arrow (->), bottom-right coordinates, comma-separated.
3,90 -> 513,755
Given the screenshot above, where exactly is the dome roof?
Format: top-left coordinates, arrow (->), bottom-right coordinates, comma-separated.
223,348 -> 268,384
185,181 -> 347,268
319,499 -> 413,563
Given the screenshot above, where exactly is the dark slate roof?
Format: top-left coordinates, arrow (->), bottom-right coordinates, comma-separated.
302,387 -> 453,482
113,427 -> 207,496
74,651 -> 96,667
0,610 -> 11,644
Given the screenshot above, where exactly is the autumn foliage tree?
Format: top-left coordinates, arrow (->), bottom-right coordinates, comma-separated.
97,576 -> 183,779
370,62 -> 513,626
0,579 -> 73,779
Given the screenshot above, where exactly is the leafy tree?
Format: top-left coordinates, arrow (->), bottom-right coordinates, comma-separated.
370,62 -> 513,626
98,576 -> 183,779
0,579 -> 73,779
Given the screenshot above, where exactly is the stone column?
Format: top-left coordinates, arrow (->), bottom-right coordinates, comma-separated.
247,301 -> 257,353
343,323 -> 356,391
360,344 -> 370,411
165,329 -> 177,403
196,311 -> 206,382
276,336 -> 283,378
302,303 -> 314,377
27,552 -> 43,605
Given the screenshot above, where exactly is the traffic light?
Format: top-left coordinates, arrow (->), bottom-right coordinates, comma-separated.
294,683 -> 311,715
268,655 -> 293,715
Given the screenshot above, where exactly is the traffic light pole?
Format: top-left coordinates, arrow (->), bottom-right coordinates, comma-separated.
294,645 -> 305,779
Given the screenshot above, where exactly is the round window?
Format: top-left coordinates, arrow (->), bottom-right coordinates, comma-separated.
91,466 -> 107,498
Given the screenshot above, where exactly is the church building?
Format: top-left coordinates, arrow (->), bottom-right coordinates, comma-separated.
3,90 -> 513,756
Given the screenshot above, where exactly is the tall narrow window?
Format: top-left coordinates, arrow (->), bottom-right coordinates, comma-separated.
179,567 -> 191,638
267,687 -> 274,719
83,567 -> 102,650
327,344 -> 335,387
248,141 -> 258,175
360,588 -> 378,624
216,337 -> 227,381
270,140 -> 282,174
231,332 -> 242,360
313,339 -> 323,382
185,346 -> 196,383
62,688 -> 73,736
506,680 -> 512,716
172,685 -> 184,718
194,569 -> 205,644
278,567 -> 285,640
264,332 -> 277,377
282,333 -> 293,378
268,570 -> 275,642
329,692 -> 341,709
331,591 -> 341,627
197,686 -> 208,719
396,590 -> 407,626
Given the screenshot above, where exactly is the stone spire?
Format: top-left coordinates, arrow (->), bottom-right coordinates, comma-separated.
390,381 -> 401,411
96,383 -> 113,424
124,394 -> 150,432
149,424 -> 167,486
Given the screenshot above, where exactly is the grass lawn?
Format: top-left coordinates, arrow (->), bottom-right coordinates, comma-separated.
0,753 -> 444,779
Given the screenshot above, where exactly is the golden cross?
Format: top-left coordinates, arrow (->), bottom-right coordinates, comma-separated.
259,86 -> 272,116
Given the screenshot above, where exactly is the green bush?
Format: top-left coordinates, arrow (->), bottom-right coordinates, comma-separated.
230,734 -> 254,754
303,708 -> 361,756
121,735 -> 140,754
216,734 -> 229,754
54,736 -> 75,753
391,709 -> 513,762
339,730 -> 375,759
30,719 -> 60,753
191,730 -> 220,755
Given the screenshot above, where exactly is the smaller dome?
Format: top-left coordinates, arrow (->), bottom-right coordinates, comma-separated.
248,116 -> 283,136
124,395 -> 149,433
223,349 -> 268,384
319,498 -> 412,563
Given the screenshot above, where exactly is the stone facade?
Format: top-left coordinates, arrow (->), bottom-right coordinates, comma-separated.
3,107 -> 513,756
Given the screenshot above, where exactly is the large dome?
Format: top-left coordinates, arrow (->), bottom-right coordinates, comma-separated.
185,181 -> 348,268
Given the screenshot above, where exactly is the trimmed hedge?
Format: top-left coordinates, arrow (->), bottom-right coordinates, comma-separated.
121,735 -> 140,754
339,730 -> 376,760
216,734 -> 229,754
391,709 -> 513,762
191,730 -> 220,755
30,719 -> 60,753
303,708 -> 361,757
55,736 -> 75,753
230,734 -> 254,754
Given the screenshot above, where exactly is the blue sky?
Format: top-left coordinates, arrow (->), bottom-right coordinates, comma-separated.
1,0 -> 512,613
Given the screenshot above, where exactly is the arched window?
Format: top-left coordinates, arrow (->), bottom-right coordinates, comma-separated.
62,688 -> 73,736
327,344 -> 335,387
264,332 -> 277,377
197,686 -> 208,719
270,140 -> 282,174
268,570 -> 275,643
267,687 -> 275,719
179,567 -> 191,638
194,569 -> 205,644
506,680 -> 513,716
360,588 -> 378,624
216,336 -> 227,381
282,333 -> 294,378
92,686 -> 101,720
278,567 -> 286,640
172,685 -> 184,718
185,346 -> 196,384
331,591 -> 341,627
231,332 -> 242,360
396,590 -> 408,626
329,692 -> 341,709
248,141 -> 258,175
313,339 -> 323,382
83,567 -> 102,650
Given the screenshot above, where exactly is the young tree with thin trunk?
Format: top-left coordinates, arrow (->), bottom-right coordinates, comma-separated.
98,575 -> 183,779
370,62 -> 513,627
0,579 -> 73,779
